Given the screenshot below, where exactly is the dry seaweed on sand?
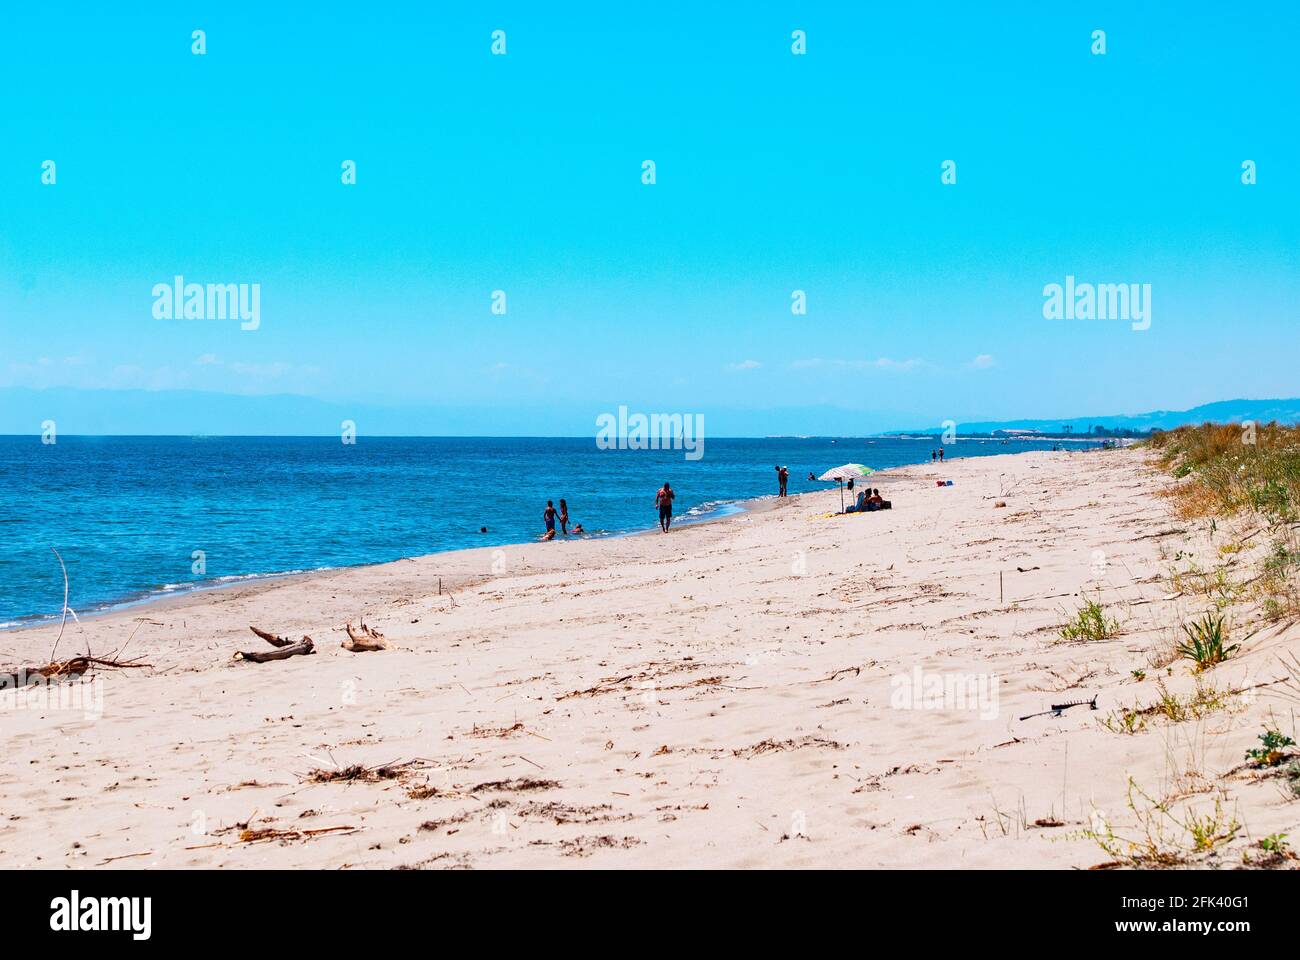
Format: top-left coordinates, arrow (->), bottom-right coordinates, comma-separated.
469,777 -> 560,793
468,721 -> 526,738
238,824 -> 358,844
557,673 -> 725,701
558,835 -> 643,857
731,736 -> 847,759
302,759 -> 420,783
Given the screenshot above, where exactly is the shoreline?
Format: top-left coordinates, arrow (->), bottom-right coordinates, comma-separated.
6,437 -> 1099,632
1,494 -> 762,635
0,466 -> 868,634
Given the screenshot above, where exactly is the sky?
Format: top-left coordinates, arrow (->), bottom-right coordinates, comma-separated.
0,2 -> 1296,435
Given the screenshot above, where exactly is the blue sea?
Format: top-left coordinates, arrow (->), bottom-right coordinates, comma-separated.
0,435 -> 1089,627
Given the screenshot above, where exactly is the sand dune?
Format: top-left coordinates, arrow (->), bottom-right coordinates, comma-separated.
3,447 -> 1297,869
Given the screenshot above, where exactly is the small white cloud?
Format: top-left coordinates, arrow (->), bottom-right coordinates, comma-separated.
969,354 -> 995,370
194,353 -> 222,366
792,357 -> 923,372
727,359 -> 762,371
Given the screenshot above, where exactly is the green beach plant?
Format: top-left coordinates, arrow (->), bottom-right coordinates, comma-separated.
1057,596 -> 1122,643
1259,833 -> 1290,855
1245,729 -> 1295,768
1176,613 -> 1238,671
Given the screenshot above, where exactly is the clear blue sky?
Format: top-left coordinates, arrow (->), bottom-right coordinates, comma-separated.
1,2 -> 1296,434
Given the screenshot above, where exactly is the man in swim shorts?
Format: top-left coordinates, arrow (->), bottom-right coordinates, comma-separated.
656,482 -> 674,532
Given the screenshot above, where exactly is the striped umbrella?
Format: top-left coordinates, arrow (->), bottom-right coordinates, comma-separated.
817,463 -> 876,512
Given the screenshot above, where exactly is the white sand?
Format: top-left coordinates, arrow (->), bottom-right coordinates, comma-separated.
3,447 -> 1297,868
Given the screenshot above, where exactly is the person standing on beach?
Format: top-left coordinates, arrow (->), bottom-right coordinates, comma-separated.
938,447 -> 945,462
774,465 -> 783,497
558,498 -> 569,535
779,466 -> 789,497
656,482 -> 675,532
931,450 -> 936,462
543,500 -> 558,537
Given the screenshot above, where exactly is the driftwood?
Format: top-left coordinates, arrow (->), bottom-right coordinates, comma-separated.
342,621 -> 389,653
48,547 -> 71,663
1,656 -> 151,690
248,625 -> 296,647
235,626 -> 315,663
235,640 -> 314,663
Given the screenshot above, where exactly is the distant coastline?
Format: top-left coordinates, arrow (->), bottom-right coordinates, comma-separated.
2,387 -> 1297,438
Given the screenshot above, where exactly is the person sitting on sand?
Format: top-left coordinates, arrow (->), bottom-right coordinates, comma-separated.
656,482 -> 675,532
543,500 -> 558,537
868,488 -> 884,508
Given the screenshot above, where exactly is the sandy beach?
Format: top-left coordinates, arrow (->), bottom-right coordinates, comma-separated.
3,446 -> 1297,869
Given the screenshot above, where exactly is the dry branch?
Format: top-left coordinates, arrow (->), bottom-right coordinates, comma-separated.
48,547 -> 71,663
248,625 -> 297,647
234,637 -> 315,663
1,656 -> 151,690
342,621 -> 389,653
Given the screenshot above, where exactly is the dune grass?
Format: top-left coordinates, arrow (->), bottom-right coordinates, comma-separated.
1079,778 -> 1240,867
1148,421 -> 1300,522
1148,422 -> 1300,619
1056,596 -> 1123,643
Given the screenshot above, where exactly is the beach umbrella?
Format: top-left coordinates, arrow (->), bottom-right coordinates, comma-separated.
818,463 -> 876,512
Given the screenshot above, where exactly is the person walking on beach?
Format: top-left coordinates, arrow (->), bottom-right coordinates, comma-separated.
543,500 -> 559,538
656,482 -> 675,532
558,498 -> 569,535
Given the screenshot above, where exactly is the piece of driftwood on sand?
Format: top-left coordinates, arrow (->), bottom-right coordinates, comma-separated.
235,626 -> 315,663
1,656 -> 151,690
342,621 -> 389,653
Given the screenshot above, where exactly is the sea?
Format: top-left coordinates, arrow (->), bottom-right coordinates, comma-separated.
0,435 -> 1093,628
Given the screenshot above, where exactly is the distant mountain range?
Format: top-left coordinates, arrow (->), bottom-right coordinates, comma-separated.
891,399 -> 1300,437
1,388 -> 1297,438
